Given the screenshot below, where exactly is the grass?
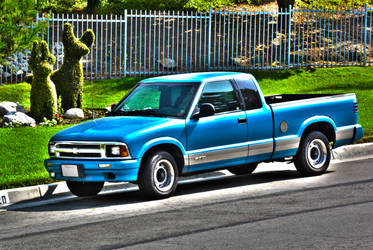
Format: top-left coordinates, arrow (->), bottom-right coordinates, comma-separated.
0,66 -> 372,189
0,126 -> 70,190
82,77 -> 143,108
0,77 -> 142,110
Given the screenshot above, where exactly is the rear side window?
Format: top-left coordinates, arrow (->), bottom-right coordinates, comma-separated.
235,78 -> 262,110
198,80 -> 242,114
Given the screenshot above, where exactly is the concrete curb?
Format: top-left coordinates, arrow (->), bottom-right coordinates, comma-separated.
331,142 -> 373,161
1,142 -> 373,207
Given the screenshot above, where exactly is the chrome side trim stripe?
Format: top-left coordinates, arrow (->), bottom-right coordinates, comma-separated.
248,141 -> 273,156
187,141 -> 249,155
189,145 -> 248,165
183,155 -> 189,167
336,126 -> 355,141
187,138 -> 274,166
275,136 -> 300,152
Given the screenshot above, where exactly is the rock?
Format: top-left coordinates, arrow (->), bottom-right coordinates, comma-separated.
0,101 -> 26,117
158,58 -> 177,69
64,108 -> 84,119
1,112 -> 36,127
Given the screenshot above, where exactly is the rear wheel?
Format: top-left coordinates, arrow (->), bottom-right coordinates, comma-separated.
138,151 -> 179,199
66,181 -> 104,197
228,163 -> 258,175
294,131 -> 331,176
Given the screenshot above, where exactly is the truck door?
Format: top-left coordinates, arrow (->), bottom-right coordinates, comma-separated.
186,80 -> 248,172
234,77 -> 274,162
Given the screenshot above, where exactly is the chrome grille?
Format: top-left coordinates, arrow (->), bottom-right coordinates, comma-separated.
50,141 -> 131,159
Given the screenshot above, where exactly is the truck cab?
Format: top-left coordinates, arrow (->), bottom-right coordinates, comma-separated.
45,72 -> 363,199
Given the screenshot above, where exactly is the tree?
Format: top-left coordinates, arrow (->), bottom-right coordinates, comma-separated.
85,0 -> 101,14
277,0 -> 295,9
0,0 -> 42,64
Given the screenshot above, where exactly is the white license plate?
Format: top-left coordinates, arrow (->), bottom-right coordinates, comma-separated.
61,165 -> 79,177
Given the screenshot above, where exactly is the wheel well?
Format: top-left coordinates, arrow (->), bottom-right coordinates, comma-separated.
301,122 -> 336,144
140,144 -> 185,174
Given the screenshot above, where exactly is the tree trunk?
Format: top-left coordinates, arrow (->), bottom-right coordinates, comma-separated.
277,0 -> 295,10
86,0 -> 100,14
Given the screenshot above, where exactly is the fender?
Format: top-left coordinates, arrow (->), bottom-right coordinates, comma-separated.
297,115 -> 337,139
138,137 -> 187,159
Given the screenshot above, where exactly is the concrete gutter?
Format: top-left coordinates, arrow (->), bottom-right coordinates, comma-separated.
1,142 -> 373,208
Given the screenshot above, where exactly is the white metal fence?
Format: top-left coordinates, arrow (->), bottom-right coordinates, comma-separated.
2,5 -> 373,84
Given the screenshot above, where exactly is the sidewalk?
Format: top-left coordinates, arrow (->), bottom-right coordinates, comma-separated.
1,142 -> 373,207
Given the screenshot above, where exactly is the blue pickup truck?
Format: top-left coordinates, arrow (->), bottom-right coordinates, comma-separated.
45,72 -> 363,199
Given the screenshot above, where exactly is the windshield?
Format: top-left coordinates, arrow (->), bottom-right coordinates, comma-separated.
113,82 -> 199,118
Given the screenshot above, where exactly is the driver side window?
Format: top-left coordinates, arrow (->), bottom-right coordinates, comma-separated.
198,80 -> 241,114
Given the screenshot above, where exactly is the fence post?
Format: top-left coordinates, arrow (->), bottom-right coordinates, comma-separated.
207,7 -> 212,71
364,4 -> 368,66
287,5 -> 292,68
124,9 -> 128,77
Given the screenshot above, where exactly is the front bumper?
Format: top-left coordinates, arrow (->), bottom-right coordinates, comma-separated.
44,158 -> 141,182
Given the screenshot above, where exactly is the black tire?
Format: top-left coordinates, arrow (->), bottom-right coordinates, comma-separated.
294,131 -> 331,176
228,163 -> 258,175
66,181 -> 104,197
138,151 -> 179,199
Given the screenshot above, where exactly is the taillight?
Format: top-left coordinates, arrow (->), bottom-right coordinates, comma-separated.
353,102 -> 358,113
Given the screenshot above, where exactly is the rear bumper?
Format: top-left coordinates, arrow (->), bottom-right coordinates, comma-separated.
334,124 -> 363,148
44,158 -> 141,182
353,124 -> 364,142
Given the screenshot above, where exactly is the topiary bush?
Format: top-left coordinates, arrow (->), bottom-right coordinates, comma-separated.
51,23 -> 95,112
29,41 -> 58,123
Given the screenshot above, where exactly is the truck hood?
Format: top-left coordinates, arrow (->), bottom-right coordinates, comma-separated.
51,116 -> 181,142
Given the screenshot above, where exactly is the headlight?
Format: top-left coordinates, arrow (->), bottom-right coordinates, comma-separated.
48,142 -> 56,157
106,145 -> 129,158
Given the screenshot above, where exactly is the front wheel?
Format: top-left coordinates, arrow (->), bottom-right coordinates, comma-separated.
294,131 -> 331,176
138,151 -> 179,199
66,181 -> 104,197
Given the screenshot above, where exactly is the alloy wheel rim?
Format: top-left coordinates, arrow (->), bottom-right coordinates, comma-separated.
153,159 -> 175,192
307,139 -> 327,169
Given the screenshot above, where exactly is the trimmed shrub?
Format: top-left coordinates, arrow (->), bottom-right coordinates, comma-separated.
51,23 -> 95,111
29,41 -> 58,123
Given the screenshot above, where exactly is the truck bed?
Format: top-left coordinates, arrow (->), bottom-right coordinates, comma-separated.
265,94 -> 339,105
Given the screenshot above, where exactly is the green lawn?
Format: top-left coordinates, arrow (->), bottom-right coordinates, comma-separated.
0,67 -> 372,189
0,126 -> 70,189
0,77 -> 142,110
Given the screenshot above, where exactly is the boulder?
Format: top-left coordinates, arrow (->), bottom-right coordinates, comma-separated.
1,112 -> 36,127
64,108 -> 84,119
0,101 -> 26,118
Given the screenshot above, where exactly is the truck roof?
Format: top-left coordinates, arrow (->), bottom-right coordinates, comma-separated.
140,72 -> 250,83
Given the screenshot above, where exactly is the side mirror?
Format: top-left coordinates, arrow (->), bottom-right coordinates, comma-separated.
111,103 -> 117,112
106,103 -> 117,117
192,103 -> 215,119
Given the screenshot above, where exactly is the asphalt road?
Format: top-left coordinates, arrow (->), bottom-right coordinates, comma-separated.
1,157 -> 373,249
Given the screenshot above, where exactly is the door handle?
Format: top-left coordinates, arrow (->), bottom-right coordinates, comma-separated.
238,118 -> 247,124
